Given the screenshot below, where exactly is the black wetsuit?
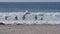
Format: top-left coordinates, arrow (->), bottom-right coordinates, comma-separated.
35,15 -> 37,20
15,16 -> 18,20
5,16 -> 8,20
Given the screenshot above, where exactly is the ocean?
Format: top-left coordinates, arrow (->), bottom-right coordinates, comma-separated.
0,2 -> 60,24
0,2 -> 60,12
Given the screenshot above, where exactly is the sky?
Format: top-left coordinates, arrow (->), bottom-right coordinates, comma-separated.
0,0 -> 60,2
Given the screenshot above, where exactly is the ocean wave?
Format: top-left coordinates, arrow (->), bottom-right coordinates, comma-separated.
0,11 -> 60,24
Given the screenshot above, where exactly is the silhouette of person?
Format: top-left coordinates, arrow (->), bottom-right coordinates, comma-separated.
41,17 -> 43,20
22,15 -> 25,20
22,11 -> 30,20
15,16 -> 18,20
35,15 -> 37,20
5,16 -> 8,20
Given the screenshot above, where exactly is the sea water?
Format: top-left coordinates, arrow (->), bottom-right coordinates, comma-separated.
0,2 -> 60,12
0,2 -> 60,24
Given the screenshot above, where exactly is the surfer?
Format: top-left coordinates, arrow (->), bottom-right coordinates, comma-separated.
22,10 -> 30,20
39,14 -> 44,20
22,15 -> 25,20
15,16 -> 18,20
5,16 -> 8,20
41,17 -> 43,20
35,15 -> 37,20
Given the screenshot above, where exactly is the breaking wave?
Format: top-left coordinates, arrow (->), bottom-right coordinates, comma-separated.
0,11 -> 60,24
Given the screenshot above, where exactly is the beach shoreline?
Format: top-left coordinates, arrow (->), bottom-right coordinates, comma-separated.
0,24 -> 60,34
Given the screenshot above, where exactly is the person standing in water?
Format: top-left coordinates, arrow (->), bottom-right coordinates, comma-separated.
5,16 -> 8,20
35,15 -> 37,20
41,17 -> 43,20
39,14 -> 44,21
22,15 -> 25,20
15,16 -> 18,20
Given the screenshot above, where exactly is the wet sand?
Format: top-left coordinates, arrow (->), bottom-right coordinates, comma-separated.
0,24 -> 60,34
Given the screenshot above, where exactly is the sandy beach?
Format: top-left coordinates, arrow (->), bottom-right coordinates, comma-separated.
0,24 -> 60,34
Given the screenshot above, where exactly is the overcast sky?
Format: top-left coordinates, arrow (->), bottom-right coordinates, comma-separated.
0,0 -> 60,2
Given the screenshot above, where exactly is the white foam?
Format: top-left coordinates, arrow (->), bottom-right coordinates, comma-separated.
0,12 -> 60,24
